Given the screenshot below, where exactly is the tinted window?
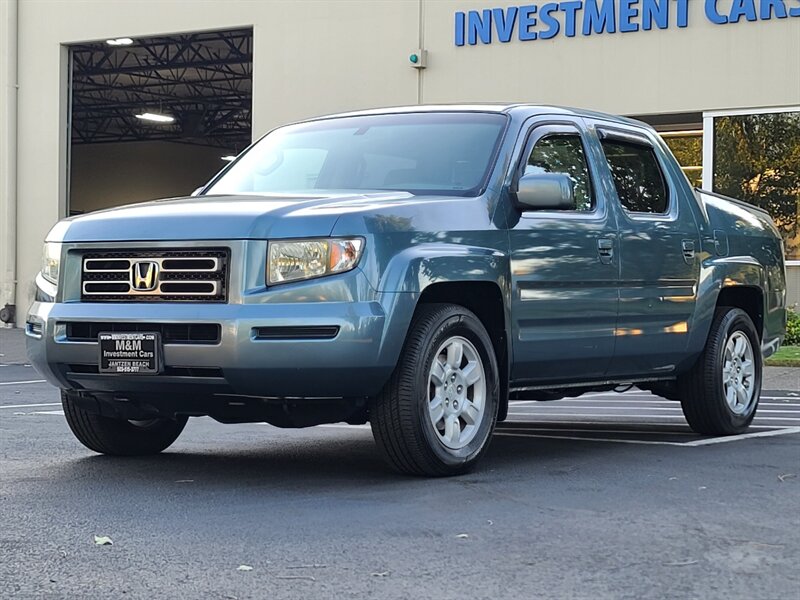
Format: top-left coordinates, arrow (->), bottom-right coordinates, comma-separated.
206,112 -> 508,197
601,140 -> 668,213
525,134 -> 593,211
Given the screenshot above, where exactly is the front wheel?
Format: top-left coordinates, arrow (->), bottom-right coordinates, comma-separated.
678,307 -> 762,435
370,303 -> 500,476
62,391 -> 188,455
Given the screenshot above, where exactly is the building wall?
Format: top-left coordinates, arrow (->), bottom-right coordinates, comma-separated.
6,0 -> 800,322
424,1 -> 800,114
70,142 -> 227,214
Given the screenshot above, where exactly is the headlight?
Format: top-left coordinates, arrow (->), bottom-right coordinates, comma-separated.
268,238 -> 364,285
41,242 -> 62,284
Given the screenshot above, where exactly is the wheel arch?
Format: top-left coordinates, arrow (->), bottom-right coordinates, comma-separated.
416,280 -> 510,421
372,244 -> 512,419
687,256 -> 773,362
716,286 -> 764,340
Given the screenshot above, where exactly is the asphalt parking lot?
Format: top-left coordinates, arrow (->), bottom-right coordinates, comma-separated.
2,332 -> 799,599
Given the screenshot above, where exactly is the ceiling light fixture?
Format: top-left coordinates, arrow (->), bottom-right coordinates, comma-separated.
135,112 -> 175,124
106,38 -> 134,46
221,155 -> 237,161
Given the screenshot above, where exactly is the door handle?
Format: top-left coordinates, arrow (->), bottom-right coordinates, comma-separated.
597,237 -> 614,264
681,240 -> 696,262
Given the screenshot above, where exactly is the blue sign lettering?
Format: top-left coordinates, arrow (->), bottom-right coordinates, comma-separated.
706,0 -> 729,23
761,0 -> 789,17
560,1 -> 582,36
677,0 -> 689,26
540,3 -> 562,38
620,0 -> 640,32
494,7 -> 519,42
454,0 -> 800,45
729,0 -> 759,22
519,5 -> 539,40
468,9 -> 492,45
583,0 -> 617,34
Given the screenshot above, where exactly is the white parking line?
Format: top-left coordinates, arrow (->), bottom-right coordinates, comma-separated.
495,427 -> 800,446
0,402 -> 61,409
683,427 -> 800,446
509,406 -> 800,415
0,380 -> 46,386
512,399 -> 800,407
505,412 -> 800,421
497,425 -> 696,436
494,432 -> 688,446
503,419 -> 780,431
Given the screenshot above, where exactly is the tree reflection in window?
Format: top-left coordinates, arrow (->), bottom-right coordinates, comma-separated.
526,134 -> 594,211
714,112 -> 800,260
662,133 -> 703,188
601,140 -> 668,214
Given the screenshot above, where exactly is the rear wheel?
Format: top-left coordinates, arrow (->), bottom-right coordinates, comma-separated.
61,391 -> 187,455
678,308 -> 762,435
370,303 -> 499,476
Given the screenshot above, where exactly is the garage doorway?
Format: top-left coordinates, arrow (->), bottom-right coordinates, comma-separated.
67,28 -> 252,215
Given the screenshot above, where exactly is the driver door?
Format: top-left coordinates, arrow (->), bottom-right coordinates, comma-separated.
508,120 -> 619,384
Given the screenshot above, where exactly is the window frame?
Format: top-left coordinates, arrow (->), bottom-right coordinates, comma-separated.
513,122 -> 603,220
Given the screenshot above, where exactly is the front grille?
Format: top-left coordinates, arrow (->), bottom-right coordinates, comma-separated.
81,249 -> 229,302
63,322 -> 221,344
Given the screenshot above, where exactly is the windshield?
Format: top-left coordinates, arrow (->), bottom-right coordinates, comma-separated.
204,112 -> 508,197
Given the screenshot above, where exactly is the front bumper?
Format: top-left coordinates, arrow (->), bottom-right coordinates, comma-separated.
26,292 -> 406,401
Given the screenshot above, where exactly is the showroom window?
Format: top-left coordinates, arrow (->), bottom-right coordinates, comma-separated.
705,108 -> 800,260
660,131 -> 703,188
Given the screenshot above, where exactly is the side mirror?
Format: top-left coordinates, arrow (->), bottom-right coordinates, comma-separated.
515,173 -> 575,211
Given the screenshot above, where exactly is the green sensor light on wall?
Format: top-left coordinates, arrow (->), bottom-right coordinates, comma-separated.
409,49 -> 427,69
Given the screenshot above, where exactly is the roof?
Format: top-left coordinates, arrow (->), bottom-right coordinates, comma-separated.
300,103 -> 649,129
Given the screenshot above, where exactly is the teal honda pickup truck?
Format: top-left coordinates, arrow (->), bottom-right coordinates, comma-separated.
26,105 -> 787,476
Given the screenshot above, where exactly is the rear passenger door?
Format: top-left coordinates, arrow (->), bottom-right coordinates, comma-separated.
508,120 -> 619,384
593,125 -> 701,376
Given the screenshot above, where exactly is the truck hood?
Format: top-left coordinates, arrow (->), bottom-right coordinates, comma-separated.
51,192 -> 416,242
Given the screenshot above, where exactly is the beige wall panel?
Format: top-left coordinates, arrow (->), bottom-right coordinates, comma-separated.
422,1 -> 800,114
788,266 -> 800,311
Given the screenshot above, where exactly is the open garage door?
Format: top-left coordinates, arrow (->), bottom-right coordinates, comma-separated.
67,28 -> 252,215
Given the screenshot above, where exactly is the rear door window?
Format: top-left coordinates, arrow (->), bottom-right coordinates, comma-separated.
600,140 -> 668,214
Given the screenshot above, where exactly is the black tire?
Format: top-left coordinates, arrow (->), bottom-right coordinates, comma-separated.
678,307 -> 762,435
370,303 -> 500,476
61,391 -> 188,456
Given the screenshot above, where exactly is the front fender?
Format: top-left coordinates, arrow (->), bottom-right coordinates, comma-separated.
375,243 -> 508,293
369,243 -> 511,383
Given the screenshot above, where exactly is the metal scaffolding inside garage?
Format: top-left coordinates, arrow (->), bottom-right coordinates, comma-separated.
69,28 -> 252,151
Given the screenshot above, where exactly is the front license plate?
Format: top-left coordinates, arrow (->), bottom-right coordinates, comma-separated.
98,332 -> 162,374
